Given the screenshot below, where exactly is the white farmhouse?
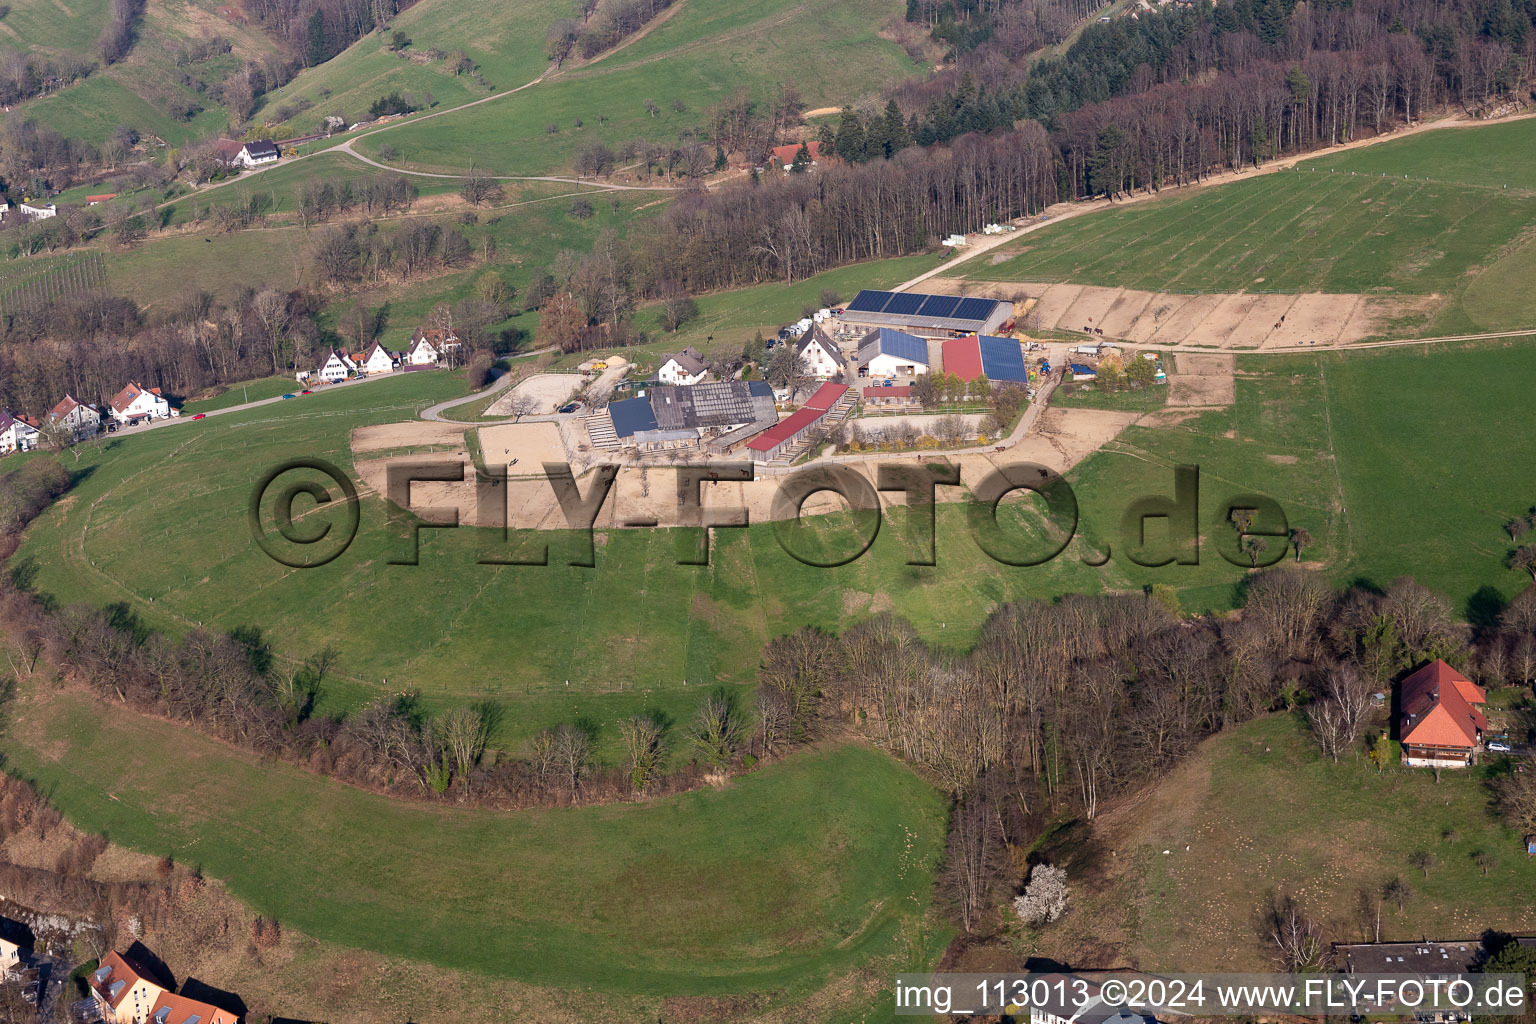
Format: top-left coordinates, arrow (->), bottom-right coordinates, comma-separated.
856,328 -> 930,378
0,411 -> 40,454
237,140 -> 280,167
19,202 -> 56,221
358,342 -> 396,375
658,346 -> 708,385
795,326 -> 846,379
317,349 -> 357,383
46,394 -> 101,440
107,381 -> 173,425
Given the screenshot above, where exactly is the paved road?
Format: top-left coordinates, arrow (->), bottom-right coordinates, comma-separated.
105,369 -> 405,439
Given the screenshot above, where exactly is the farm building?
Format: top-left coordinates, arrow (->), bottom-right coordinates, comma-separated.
769,140 -> 832,172
861,385 -> 918,409
838,289 -> 1012,338
796,326 -> 846,378
607,380 -> 776,452
941,335 -> 1030,383
1399,659 -> 1486,767
745,382 -> 852,463
1068,363 -> 1097,381
658,347 -> 709,385
857,328 -> 930,378
237,140 -> 280,167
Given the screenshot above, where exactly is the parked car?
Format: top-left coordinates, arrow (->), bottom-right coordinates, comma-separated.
281,393 -> 297,399
192,413 -> 206,420
301,389 -> 313,395
558,403 -> 578,414
1488,739 -> 1513,753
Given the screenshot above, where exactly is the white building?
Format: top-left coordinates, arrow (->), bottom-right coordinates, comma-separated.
107,381 -> 173,424
47,395 -> 101,440
357,342 -> 396,376
0,411 -> 40,454
658,346 -> 708,386
406,327 -> 460,367
857,328 -> 930,378
316,349 -> 357,383
236,140 -> 279,167
795,326 -> 846,379
19,202 -> 56,221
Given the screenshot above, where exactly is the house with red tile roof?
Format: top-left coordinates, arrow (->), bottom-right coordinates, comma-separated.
0,410 -> 40,454
1399,659 -> 1487,767
108,381 -> 172,424
745,382 -> 851,462
47,394 -> 101,440
89,949 -> 239,1024
769,140 -> 832,172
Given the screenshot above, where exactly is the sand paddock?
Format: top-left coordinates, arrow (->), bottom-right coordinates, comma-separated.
351,421 -> 466,453
484,373 -> 584,417
478,421 -> 570,469
931,279 -> 1424,349
352,405 -> 1140,531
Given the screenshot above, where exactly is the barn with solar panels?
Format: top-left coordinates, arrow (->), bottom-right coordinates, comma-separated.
838,289 -> 1013,338
941,335 -> 1031,384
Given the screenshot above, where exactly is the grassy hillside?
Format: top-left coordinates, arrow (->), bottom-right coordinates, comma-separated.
2,0 -> 284,145
16,335 -> 1536,738
2,676 -> 947,996
256,0 -> 575,137
959,118 -> 1536,336
1042,713 -> 1536,970
342,0 -> 917,175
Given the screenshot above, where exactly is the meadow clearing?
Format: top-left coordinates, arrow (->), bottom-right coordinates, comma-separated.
960,118 -> 1536,338
1040,712 -> 1536,970
2,675 -> 947,997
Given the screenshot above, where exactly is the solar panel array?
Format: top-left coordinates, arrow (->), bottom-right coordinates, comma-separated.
977,335 -> 1029,382
844,289 -> 1002,328
847,290 -> 895,312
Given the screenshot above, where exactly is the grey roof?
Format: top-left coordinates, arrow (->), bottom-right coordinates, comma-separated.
608,396 -> 658,438
664,346 -> 707,376
796,326 -> 845,368
1335,939 -> 1483,974
651,380 -> 775,431
857,328 -> 929,365
243,140 -> 279,159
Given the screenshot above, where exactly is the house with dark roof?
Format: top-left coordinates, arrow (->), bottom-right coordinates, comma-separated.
658,346 -> 709,385
89,948 -> 239,1024
796,325 -> 846,379
356,341 -> 397,375
838,289 -> 1013,337
406,327 -> 460,367
1399,659 -> 1487,767
316,348 -> 357,383
607,381 -> 776,452
236,140 -> 279,167
857,328 -> 930,378
0,411 -> 40,454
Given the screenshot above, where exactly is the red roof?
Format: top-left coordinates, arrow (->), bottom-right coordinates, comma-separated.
85,193 -> 117,203
863,385 -> 912,398
1400,659 -> 1486,750
747,383 -> 848,452
770,140 -> 826,167
941,336 -> 984,381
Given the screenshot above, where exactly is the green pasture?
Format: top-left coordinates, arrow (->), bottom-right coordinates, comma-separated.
346,0 -> 915,175
2,683 -> 946,997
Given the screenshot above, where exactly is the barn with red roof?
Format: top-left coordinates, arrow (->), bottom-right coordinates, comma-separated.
1398,659 -> 1487,767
